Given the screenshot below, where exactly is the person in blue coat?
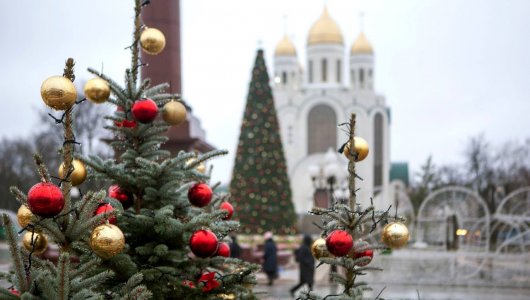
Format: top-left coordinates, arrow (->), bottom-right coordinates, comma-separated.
262,231 -> 278,285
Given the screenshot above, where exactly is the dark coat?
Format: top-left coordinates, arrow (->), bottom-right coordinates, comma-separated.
295,237 -> 315,284
263,238 -> 278,273
229,240 -> 241,259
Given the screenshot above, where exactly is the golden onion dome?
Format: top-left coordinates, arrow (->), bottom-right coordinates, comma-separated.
274,35 -> 297,56
307,7 -> 344,45
351,31 -> 373,54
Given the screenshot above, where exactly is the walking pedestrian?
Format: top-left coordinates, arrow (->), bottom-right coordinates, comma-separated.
262,231 -> 278,286
290,234 -> 315,296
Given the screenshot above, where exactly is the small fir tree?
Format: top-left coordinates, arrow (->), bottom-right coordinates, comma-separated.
300,114 -> 409,299
0,59 -> 150,299
77,0 -> 258,299
229,49 -> 297,235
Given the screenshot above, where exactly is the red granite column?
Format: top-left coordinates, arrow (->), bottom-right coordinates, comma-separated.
141,0 -> 181,93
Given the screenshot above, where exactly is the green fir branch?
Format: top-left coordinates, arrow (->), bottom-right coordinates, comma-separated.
9,186 -> 27,205
1,214 -> 27,292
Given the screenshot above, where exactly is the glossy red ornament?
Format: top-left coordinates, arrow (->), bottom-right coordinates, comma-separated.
131,98 -> 158,123
188,183 -> 213,207
326,230 -> 353,257
114,106 -> 137,128
95,203 -> 116,224
353,248 -> 373,266
198,272 -> 220,292
9,288 -> 20,296
189,229 -> 218,258
215,242 -> 230,257
219,201 -> 234,220
27,182 -> 65,217
108,185 -> 134,209
182,280 -> 195,289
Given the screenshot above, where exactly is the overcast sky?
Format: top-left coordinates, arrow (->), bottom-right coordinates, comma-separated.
1,0 -> 530,185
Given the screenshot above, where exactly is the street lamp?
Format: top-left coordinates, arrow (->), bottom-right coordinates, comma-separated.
308,148 -> 347,208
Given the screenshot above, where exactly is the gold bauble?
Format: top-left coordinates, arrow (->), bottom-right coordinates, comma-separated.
381,222 -> 409,249
140,27 -> 166,55
343,137 -> 369,162
84,77 -> 110,104
162,101 -> 187,126
40,76 -> 77,110
90,223 -> 125,260
311,238 -> 334,260
186,158 -> 206,174
17,205 -> 33,228
22,231 -> 48,254
58,159 -> 87,186
216,294 -> 235,300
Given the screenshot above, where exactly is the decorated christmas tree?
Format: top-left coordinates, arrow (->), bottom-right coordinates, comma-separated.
1,1 -> 258,299
300,114 -> 410,299
0,59 -> 150,299
229,49 -> 297,235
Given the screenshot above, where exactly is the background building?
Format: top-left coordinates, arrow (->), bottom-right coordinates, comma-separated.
272,7 -> 391,214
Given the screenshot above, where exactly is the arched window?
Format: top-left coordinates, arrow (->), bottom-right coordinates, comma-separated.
336,59 -> 341,83
322,59 -> 327,82
308,60 -> 313,83
282,71 -> 287,85
374,113 -> 384,188
359,68 -> 365,88
308,105 -> 337,154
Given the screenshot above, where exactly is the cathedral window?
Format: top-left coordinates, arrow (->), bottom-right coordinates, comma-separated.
321,59 -> 327,82
307,104 -> 337,154
282,71 -> 287,85
359,68 -> 365,88
308,60 -> 313,83
374,113 -> 384,188
336,59 -> 341,83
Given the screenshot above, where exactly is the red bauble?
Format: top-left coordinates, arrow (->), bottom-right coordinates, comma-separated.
27,182 -> 65,217
188,183 -> 213,207
182,280 -> 195,289
326,230 -> 353,257
131,98 -> 158,123
95,203 -> 116,224
219,201 -> 234,220
114,106 -> 137,128
108,185 -> 134,209
215,242 -> 230,257
9,288 -> 20,296
189,229 -> 218,258
198,272 -> 220,292
353,248 -> 373,266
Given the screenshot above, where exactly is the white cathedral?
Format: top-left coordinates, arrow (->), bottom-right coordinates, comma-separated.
271,7 -> 391,215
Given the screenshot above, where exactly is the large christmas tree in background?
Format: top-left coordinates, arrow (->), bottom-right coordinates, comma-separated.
230,49 -> 297,235
1,1 -> 259,299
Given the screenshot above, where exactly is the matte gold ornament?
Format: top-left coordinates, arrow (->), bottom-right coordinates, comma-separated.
186,158 -> 206,174
84,77 -> 110,103
162,101 -> 187,126
311,237 -> 334,260
58,159 -> 87,186
216,294 -> 235,300
343,137 -> 369,162
40,76 -> 77,110
140,27 -> 166,55
22,231 -> 48,254
381,222 -> 409,249
17,205 -> 33,228
90,223 -> 125,259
